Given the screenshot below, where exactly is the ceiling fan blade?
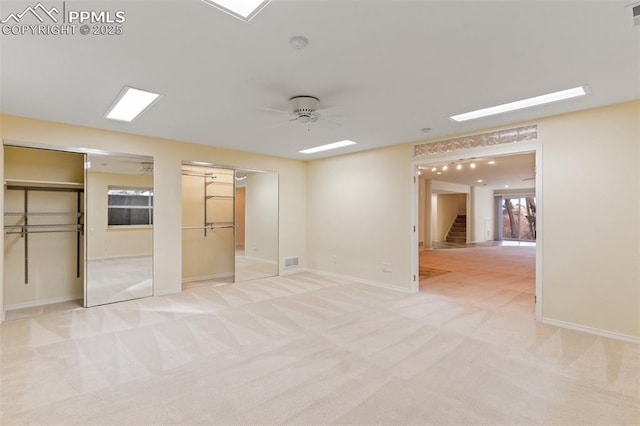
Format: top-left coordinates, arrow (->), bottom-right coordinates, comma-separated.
317,116 -> 342,130
265,117 -> 297,130
315,106 -> 346,117
259,107 -> 293,116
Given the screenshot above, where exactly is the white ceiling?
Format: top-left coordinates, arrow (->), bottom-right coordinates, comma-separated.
1,1 -> 638,160
87,153 -> 153,175
419,152 -> 535,190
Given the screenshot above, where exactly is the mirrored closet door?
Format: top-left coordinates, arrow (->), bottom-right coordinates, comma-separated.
181,163 -> 278,287
84,154 -> 154,307
181,165 -> 235,285
234,169 -> 278,282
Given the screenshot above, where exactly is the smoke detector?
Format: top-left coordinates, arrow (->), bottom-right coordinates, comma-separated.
289,36 -> 309,50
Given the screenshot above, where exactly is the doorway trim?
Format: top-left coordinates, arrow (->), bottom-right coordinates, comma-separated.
410,141 -> 543,321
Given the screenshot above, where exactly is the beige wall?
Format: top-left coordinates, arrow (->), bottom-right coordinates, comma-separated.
471,186 -> 494,242
307,144 -> 414,289
435,193 -> 466,242
540,102 -> 639,338
4,146 -> 85,183
86,171 -> 153,259
1,114 -> 308,303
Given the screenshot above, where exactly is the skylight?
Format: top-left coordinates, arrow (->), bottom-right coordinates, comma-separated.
450,85 -> 590,122
105,87 -> 161,123
299,140 -> 357,154
201,0 -> 272,22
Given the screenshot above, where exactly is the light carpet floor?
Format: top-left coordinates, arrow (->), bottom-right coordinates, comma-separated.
1,246 -> 638,424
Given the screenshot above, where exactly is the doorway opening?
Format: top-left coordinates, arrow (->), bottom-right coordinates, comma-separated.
412,144 -> 542,320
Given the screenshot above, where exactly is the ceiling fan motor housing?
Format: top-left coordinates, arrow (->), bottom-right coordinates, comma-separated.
289,96 -> 320,121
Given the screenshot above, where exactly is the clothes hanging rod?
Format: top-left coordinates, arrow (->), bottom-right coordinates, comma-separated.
5,229 -> 82,235
182,171 -> 213,177
4,212 -> 83,217
182,225 -> 235,230
182,170 -> 234,178
6,185 -> 84,193
5,224 -> 82,229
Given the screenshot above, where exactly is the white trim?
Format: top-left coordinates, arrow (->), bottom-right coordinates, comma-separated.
279,267 -> 308,276
308,269 -> 414,294
534,145 -> 543,321
542,318 -> 639,344
411,140 -> 543,318
153,288 -> 182,297
181,272 -> 233,284
5,294 -> 83,311
410,164 -> 419,292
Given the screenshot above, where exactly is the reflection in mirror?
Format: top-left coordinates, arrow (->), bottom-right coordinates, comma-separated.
181,165 -> 235,287
85,154 -> 153,307
234,169 -> 278,282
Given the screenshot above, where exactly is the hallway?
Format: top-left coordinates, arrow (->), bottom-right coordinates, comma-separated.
419,245 -> 535,320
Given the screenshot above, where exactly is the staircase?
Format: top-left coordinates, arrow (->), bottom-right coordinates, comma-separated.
446,215 -> 467,244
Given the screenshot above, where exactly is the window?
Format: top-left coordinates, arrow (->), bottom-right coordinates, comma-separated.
107,187 -> 153,226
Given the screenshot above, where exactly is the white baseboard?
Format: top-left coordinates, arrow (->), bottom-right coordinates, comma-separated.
307,269 -> 414,294
6,294 -> 83,311
181,272 -> 233,284
542,318 -> 639,344
154,288 -> 182,297
279,267 -> 309,276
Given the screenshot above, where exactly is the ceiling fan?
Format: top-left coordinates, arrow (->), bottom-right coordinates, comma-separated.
261,96 -> 345,130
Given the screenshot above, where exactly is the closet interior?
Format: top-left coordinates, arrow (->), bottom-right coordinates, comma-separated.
3,145 -> 155,320
3,146 -> 85,318
181,163 -> 279,287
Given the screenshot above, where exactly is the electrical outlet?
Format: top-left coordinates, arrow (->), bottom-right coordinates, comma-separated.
332,255 -> 337,264
382,262 -> 393,273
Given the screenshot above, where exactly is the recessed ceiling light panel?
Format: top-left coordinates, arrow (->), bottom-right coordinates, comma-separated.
201,0 -> 271,22
299,140 -> 357,154
105,86 -> 161,123
450,85 -> 591,122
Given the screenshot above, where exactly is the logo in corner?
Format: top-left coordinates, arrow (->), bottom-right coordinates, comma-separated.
1,2 -> 59,24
